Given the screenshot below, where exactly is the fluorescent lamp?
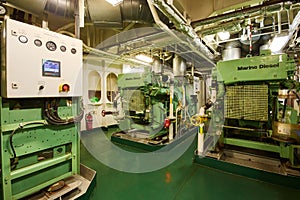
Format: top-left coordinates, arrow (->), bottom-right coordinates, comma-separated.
105,0 -> 123,6
135,54 -> 153,63
269,35 -> 289,53
217,31 -> 230,41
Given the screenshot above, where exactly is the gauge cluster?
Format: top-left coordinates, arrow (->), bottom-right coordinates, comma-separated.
16,35 -> 78,54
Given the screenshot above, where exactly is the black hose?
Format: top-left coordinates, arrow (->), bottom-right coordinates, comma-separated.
9,121 -> 45,166
10,98 -> 84,167
44,100 -> 68,125
50,98 -> 64,121
44,108 -> 69,125
9,128 -> 19,164
43,98 -> 84,125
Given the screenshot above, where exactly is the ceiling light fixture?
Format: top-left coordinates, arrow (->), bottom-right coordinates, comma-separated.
105,0 -> 123,6
135,54 -> 153,63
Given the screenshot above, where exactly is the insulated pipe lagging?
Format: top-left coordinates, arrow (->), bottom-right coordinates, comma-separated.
197,128 -> 204,156
169,84 -> 174,118
163,72 -> 174,118
175,105 -> 182,136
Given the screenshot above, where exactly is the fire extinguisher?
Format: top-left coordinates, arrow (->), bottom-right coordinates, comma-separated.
85,112 -> 93,131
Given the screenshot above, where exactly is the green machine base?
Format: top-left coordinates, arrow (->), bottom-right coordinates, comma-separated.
111,132 -> 166,152
111,127 -> 198,152
194,150 -> 300,190
0,98 -> 96,199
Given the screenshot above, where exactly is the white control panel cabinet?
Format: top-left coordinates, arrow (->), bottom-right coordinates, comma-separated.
1,19 -> 83,98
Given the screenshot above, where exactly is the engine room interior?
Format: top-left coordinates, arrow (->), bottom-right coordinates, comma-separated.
0,0 -> 300,199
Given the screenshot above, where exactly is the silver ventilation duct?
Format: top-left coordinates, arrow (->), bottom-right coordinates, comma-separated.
89,0 -> 154,28
45,0 -> 75,18
86,0 -> 123,28
6,0 -> 154,28
6,0 -> 74,17
121,0 -> 153,24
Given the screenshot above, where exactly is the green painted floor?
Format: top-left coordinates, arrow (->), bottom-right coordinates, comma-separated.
80,128 -> 300,200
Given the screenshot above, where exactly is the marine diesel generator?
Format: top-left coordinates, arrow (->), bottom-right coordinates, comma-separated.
202,51 -> 300,173
103,55 -> 199,145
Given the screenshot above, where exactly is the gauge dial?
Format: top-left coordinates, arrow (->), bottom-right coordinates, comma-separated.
0,5 -> 7,15
71,48 -> 77,54
60,45 -> 67,52
46,41 -> 57,51
34,39 -> 42,47
18,35 -> 28,43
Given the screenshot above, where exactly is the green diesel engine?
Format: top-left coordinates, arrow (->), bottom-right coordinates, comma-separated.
206,51 -> 300,170
103,56 -> 198,143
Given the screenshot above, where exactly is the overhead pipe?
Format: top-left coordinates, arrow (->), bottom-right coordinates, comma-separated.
154,0 -> 217,58
192,0 -> 290,27
194,2 -> 295,35
277,11 -> 282,34
196,13 -> 278,36
147,0 -> 216,62
247,19 -> 253,54
74,0 -> 80,38
166,0 -> 187,24
175,103 -> 182,137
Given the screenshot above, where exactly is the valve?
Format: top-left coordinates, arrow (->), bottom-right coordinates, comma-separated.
101,110 -> 114,117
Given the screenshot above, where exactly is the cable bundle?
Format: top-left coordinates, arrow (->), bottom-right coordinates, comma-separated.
44,98 -> 84,125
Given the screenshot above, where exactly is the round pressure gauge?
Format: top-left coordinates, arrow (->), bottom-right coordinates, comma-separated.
18,35 -> 28,43
0,5 -> 7,15
46,41 -> 57,51
60,45 -> 67,52
71,48 -> 77,54
34,39 -> 42,47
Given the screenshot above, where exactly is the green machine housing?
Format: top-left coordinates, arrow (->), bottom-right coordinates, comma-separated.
211,51 -> 300,168
107,68 -> 198,141
0,98 -> 82,199
0,18 -> 93,200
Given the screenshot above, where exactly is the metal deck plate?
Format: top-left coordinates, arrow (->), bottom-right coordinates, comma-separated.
22,164 -> 96,200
